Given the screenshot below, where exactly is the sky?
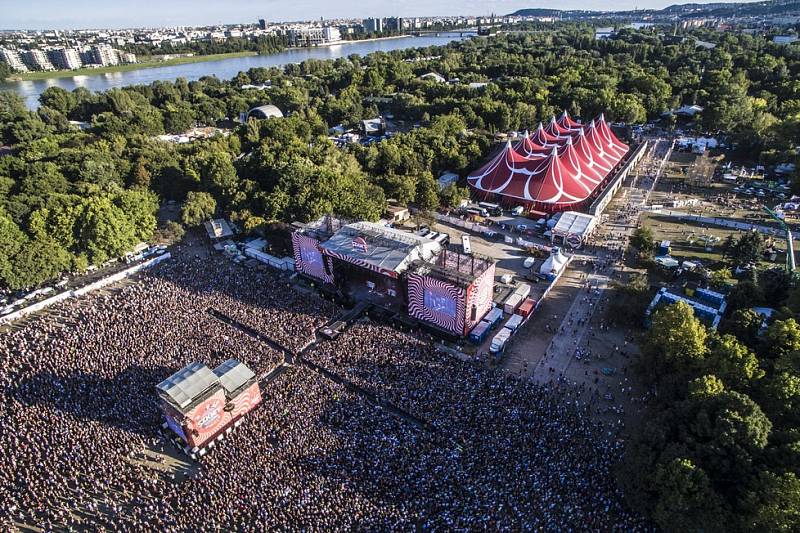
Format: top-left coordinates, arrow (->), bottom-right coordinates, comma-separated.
0,0 -> 756,30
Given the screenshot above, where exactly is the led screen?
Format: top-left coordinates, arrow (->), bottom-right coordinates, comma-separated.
424,288 -> 456,317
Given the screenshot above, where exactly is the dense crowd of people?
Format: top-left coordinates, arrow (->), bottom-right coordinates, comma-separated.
1,253 -> 648,531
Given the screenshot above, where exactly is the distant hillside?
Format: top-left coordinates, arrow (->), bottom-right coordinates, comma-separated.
508,8 -> 564,17
509,0 -> 800,18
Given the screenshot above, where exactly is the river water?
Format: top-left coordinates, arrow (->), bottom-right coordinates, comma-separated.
1,34 -> 468,109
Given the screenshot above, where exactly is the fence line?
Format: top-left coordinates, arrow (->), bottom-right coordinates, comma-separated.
0,252 -> 171,326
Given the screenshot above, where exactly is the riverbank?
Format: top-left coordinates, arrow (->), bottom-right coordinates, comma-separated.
334,34 -> 411,46
5,51 -> 259,81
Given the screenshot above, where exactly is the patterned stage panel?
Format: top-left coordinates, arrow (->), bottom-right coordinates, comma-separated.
292,232 -> 334,283
465,263 -> 496,332
407,273 -> 466,335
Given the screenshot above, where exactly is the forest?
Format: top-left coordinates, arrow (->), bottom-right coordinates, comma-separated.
0,23 -> 799,291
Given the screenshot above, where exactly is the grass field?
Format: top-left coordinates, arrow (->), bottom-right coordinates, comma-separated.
4,51 -> 258,81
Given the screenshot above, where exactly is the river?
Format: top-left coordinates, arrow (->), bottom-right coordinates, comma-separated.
1,34 -> 470,109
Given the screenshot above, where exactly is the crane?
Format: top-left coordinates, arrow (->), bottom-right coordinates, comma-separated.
763,205 -> 796,274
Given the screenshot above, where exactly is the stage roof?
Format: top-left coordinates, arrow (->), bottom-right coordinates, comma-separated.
213,359 -> 256,395
157,362 -> 219,410
320,221 -> 440,273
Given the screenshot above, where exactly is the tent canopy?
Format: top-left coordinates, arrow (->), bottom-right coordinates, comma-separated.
468,112 -> 629,211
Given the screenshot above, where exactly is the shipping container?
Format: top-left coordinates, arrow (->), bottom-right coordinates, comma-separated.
513,283 -> 531,300
484,307 -> 503,328
469,321 -> 491,344
505,314 -> 523,332
518,298 -> 536,318
503,294 -> 522,315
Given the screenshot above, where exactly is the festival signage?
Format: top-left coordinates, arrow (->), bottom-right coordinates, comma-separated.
352,236 -> 368,253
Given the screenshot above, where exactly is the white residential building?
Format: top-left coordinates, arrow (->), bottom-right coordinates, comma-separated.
0,48 -> 28,72
91,44 -> 119,66
288,26 -> 341,46
21,49 -> 54,70
48,48 -> 82,70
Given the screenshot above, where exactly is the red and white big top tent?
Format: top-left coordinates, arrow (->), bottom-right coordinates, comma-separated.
467,111 -> 629,213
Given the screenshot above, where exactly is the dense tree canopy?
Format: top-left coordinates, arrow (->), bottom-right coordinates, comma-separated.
1,23 -> 798,292
624,298 -> 800,532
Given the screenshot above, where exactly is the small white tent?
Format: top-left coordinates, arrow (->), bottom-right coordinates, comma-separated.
540,247 -> 569,280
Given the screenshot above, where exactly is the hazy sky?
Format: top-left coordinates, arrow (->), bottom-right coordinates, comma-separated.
1,0 -> 755,30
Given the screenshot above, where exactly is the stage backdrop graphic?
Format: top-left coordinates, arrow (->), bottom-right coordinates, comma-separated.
407,273 -> 465,334
292,232 -> 333,283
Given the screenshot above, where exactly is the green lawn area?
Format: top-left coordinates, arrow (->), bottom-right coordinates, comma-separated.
5,51 -> 258,81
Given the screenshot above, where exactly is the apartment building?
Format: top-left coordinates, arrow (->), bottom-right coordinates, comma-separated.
91,44 -> 119,66
287,26 -> 341,46
48,48 -> 82,70
21,49 -> 55,70
0,48 -> 28,72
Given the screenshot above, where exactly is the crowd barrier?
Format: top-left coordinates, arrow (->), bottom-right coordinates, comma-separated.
243,248 -> 295,271
434,214 -> 490,235
656,211 -> 786,237
0,252 -> 171,326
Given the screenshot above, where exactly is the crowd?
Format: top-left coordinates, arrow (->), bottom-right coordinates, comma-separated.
1,253 -> 648,531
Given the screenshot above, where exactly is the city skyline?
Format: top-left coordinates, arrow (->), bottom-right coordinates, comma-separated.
0,0 -> 764,30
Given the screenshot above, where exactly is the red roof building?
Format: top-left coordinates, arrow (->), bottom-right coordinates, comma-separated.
467,112 -> 629,213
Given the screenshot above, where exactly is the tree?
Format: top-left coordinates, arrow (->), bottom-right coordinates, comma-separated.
720,308 -> 763,349
721,234 -> 736,262
643,301 -> 708,380
415,171 -> 439,212
708,267 -> 732,289
439,182 -> 469,208
762,319 -> 800,361
726,280 -> 763,313
6,236 -> 72,289
743,471 -> 800,532
0,210 -> 26,286
704,333 -> 765,390
606,273 -> 651,326
199,150 -> 239,208
651,458 -> 727,533
630,226 -> 656,255
73,197 -> 139,264
181,191 -> 217,226
154,221 -> 185,244
758,268 -> 791,307
114,190 -> 158,242
731,231 -> 764,267
39,87 -> 77,116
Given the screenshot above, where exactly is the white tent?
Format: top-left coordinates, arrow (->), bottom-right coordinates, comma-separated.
540,247 -> 569,280
655,256 -> 680,269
